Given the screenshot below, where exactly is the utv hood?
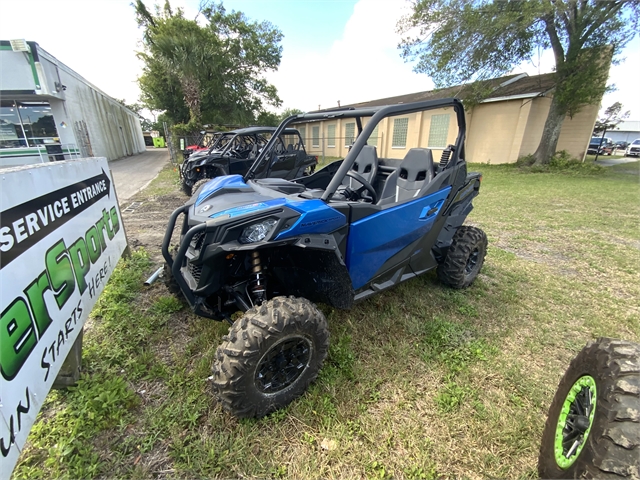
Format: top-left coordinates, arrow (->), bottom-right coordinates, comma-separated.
188,175 -> 346,241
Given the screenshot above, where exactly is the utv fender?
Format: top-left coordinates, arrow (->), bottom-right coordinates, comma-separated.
434,173 -> 481,260
270,236 -> 354,310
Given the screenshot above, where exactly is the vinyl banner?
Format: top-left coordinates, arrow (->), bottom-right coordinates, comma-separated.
0,158 -> 128,478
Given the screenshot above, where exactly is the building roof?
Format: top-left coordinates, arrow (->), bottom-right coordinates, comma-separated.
317,72 -> 557,112
613,120 -> 640,133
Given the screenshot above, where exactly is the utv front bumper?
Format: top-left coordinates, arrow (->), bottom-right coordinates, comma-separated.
162,204 -> 219,318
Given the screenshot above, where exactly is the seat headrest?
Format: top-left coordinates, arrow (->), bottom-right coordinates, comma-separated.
398,148 -> 434,182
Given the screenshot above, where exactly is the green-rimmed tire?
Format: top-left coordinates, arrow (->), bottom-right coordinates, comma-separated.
538,338 -> 640,479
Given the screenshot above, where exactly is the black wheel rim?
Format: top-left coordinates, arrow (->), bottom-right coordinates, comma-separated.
255,336 -> 312,394
465,247 -> 480,275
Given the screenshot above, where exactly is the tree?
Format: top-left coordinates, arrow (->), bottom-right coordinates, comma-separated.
593,101 -> 629,136
591,101 -> 629,161
115,99 -> 158,131
254,108 -> 305,127
399,1 -> 639,165
134,0 -> 283,133
255,111 -> 280,126
279,108 -> 305,123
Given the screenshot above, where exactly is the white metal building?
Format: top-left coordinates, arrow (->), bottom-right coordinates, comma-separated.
0,39 -> 146,167
606,120 -> 640,144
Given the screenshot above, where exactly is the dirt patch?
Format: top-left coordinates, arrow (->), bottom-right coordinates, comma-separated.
121,190 -> 187,266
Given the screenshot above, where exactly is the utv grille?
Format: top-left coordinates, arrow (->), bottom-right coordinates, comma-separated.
188,262 -> 202,283
190,232 -> 206,250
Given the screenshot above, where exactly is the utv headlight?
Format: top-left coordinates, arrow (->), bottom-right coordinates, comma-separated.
239,218 -> 278,244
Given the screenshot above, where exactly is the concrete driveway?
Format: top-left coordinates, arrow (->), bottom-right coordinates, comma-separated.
109,148 -> 170,202
594,156 -> 639,166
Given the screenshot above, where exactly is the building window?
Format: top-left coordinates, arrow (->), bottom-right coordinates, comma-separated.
428,114 -> 450,148
368,124 -> 379,147
0,100 -> 58,148
327,124 -> 336,148
344,122 -> 355,146
298,126 -> 306,143
392,118 -> 409,148
312,126 -> 320,148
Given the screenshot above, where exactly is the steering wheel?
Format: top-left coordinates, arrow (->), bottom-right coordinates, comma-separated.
345,170 -> 378,203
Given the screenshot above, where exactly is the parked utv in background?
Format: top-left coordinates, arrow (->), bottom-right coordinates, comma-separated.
180,127 -> 317,196
163,98 -> 487,418
182,131 -> 222,161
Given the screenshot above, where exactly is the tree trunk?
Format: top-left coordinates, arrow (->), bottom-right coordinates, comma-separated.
532,94 -> 566,166
180,75 -> 201,124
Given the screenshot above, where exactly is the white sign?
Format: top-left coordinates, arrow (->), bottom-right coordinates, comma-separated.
0,158 -> 128,478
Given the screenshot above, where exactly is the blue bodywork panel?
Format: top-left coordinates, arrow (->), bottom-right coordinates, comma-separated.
275,200 -> 346,240
209,198 -> 288,220
346,187 -> 451,290
194,175 -> 346,236
196,175 -> 251,206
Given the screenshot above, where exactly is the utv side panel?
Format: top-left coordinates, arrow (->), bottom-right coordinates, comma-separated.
346,186 -> 451,290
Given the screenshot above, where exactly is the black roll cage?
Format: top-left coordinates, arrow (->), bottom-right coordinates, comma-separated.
243,98 -> 467,202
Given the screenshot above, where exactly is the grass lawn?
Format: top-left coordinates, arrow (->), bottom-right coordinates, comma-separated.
13,164 -> 639,479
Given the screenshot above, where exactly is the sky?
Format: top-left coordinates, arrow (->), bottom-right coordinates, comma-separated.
1,0 -> 638,120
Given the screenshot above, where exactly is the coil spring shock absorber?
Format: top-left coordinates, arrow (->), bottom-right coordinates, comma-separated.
250,251 -> 266,304
437,144 -> 455,173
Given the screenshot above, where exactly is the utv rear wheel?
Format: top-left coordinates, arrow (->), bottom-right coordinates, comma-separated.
212,296 -> 329,418
538,338 -> 640,479
437,226 -> 487,288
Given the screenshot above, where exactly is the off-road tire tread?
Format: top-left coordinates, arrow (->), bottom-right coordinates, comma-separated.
191,178 -> 211,196
163,246 -> 184,299
180,179 -> 193,196
437,226 -> 487,289
211,296 -> 329,418
538,338 -> 640,479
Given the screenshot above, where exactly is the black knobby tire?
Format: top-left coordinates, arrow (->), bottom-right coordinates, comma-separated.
181,180 -> 193,197
212,296 -> 330,418
191,178 -> 211,196
437,226 -> 487,289
538,338 -> 640,479
163,247 -> 184,299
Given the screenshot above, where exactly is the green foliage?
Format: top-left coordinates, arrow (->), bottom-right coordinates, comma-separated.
517,151 -> 605,175
593,101 -> 630,135
255,108 -> 306,127
15,375 -> 139,479
399,1 -> 640,163
435,380 -> 476,413
279,108 -> 305,121
255,110 -> 280,126
172,119 -> 203,137
135,0 -> 283,133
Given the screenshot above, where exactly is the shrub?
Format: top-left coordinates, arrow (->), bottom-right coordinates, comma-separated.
516,151 -> 605,175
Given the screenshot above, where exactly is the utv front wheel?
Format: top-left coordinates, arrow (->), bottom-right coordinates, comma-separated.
437,226 -> 487,288
191,178 -> 211,196
181,180 -> 193,196
212,296 -> 329,418
538,338 -> 640,479
163,247 -> 184,299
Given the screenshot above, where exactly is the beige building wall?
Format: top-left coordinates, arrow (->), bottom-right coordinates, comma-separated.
518,97 -> 550,158
295,96 -> 598,164
466,100 -> 529,164
556,102 -> 600,160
